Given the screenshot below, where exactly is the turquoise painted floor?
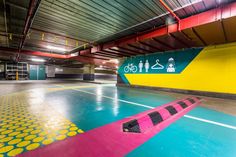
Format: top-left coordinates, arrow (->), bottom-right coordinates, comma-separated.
1,83 -> 236,156
45,85 -> 236,157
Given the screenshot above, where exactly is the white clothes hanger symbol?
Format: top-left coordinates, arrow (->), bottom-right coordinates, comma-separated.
151,59 -> 164,69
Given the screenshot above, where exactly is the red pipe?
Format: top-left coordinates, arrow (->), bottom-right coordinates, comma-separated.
18,0 -> 41,53
159,0 -> 180,21
0,47 -> 117,68
89,2 -> 236,53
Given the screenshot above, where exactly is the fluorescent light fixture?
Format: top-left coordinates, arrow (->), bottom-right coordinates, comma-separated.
46,45 -> 66,52
70,52 -> 78,57
55,68 -> 63,72
109,59 -> 119,64
31,58 -> 45,62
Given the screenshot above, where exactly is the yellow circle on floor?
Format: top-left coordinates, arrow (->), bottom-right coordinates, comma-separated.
15,127 -> 27,131
0,145 -> 14,153
77,129 -> 84,133
67,131 -> 77,136
0,135 -> 6,139
1,130 -> 13,135
69,127 -> 78,131
33,137 -> 44,143
59,130 -> 68,134
0,143 -> 4,148
7,148 -> 24,157
8,139 -> 22,145
56,135 -> 66,140
16,133 -> 29,138
42,139 -> 54,145
47,133 -> 57,138
17,141 -> 31,147
0,128 -> 6,132
8,125 -> 19,130
39,131 -> 47,136
22,123 -> 31,127
31,130 -> 41,134
23,128 -> 34,133
26,143 -> 40,151
1,137 -> 13,142
70,124 -> 76,127
28,124 -> 38,128
24,135 -> 36,141
8,132 -> 21,137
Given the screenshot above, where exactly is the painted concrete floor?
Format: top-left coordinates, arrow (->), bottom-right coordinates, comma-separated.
0,80 -> 236,157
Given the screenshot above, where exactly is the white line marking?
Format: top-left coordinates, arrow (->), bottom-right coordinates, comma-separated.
73,89 -> 154,109
183,115 -> 236,130
57,85 -> 236,131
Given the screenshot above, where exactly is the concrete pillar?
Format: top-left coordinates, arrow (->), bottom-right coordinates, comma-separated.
83,64 -> 95,81
117,58 -> 125,84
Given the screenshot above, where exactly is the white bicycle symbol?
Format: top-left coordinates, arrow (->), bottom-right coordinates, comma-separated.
124,64 -> 138,73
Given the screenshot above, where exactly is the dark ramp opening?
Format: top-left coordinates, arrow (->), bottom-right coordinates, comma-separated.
177,101 -> 188,109
123,119 -> 141,133
165,106 -> 178,115
148,111 -> 163,125
187,98 -> 195,104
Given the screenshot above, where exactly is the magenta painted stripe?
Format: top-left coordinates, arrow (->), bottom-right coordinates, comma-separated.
158,108 -> 171,120
183,99 -> 192,106
173,104 -> 183,112
137,115 -> 153,133
17,97 -> 201,157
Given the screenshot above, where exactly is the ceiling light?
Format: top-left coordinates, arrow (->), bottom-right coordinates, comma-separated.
70,52 -> 78,57
110,59 -> 119,64
46,45 -> 66,51
31,58 -> 45,62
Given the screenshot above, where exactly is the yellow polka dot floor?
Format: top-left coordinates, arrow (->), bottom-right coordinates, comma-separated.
0,88 -> 84,157
1,83 -> 236,157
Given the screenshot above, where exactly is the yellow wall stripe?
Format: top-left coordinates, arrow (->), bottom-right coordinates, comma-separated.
125,42 -> 236,94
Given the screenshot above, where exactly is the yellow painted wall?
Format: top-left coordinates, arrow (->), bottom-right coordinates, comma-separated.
125,42 -> 236,94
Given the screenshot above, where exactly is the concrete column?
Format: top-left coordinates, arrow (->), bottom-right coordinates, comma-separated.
83,64 -> 95,81
117,58 -> 125,84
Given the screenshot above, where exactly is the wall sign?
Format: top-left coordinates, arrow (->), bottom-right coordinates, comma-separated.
118,48 -> 202,84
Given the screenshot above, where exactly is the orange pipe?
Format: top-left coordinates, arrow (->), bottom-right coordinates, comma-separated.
159,0 -> 180,21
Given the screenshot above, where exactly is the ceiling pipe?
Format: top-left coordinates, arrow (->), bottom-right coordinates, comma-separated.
3,0 -> 9,47
18,0 -> 41,55
0,46 -> 117,68
159,0 -> 180,22
159,0 -> 181,31
87,1 -> 236,54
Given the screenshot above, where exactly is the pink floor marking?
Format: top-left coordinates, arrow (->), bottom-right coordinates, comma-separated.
158,108 -> 171,120
137,115 -> 153,133
173,104 -> 184,112
18,97 -> 201,157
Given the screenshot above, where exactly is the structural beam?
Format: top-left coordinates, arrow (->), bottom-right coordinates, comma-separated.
0,47 -> 117,68
88,2 -> 236,53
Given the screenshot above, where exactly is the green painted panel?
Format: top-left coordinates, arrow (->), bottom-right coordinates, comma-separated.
38,65 -> 46,80
29,65 -> 38,80
118,48 -> 203,84
29,65 -> 46,80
